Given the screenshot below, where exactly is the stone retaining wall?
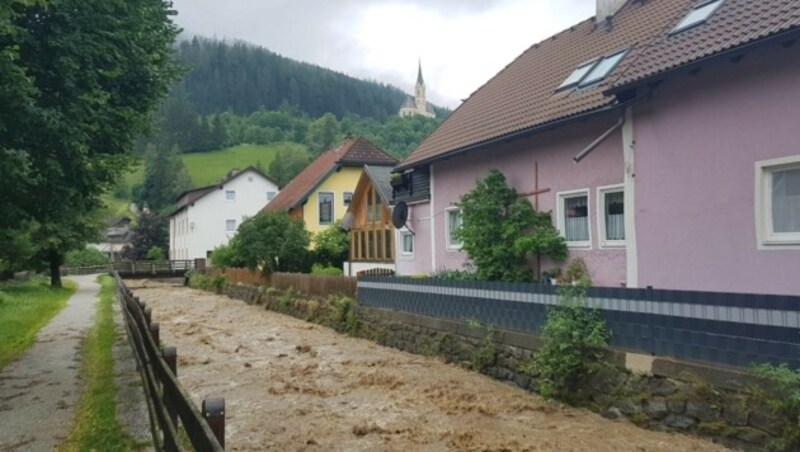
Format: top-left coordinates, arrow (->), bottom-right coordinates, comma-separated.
215,282 -> 783,451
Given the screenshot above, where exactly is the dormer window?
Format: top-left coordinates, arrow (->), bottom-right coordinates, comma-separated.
672,0 -> 723,34
558,49 -> 628,90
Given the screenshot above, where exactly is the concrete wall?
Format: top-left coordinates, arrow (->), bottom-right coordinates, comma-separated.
634,41 -> 800,295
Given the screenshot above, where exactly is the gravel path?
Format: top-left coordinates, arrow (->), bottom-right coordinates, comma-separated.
128,280 -> 728,452
0,275 -> 98,452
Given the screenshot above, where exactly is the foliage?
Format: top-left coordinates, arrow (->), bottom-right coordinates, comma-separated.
312,220 -> 349,268
430,268 -> 479,281
123,211 -> 168,261
1,0 -> 180,286
267,144 -> 310,187
146,246 -> 166,261
332,295 -> 359,335
0,277 -> 76,370
134,144 -> 192,213
558,258 -> 591,285
60,275 -> 141,451
227,211 -> 310,274
209,243 -> 243,269
466,319 -> 498,372
751,363 -> 800,450
307,113 -> 339,155
187,271 -> 228,294
456,170 -> 567,282
311,263 -> 344,276
521,282 -> 610,399
64,248 -> 108,267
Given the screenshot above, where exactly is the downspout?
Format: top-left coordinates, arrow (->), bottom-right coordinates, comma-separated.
429,163 -> 436,273
573,115 -> 624,163
622,106 -> 638,287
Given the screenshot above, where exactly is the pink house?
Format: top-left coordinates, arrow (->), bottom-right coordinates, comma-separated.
393,0 -> 800,296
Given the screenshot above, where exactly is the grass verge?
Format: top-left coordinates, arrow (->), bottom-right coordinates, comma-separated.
0,277 -> 76,371
59,275 -> 143,451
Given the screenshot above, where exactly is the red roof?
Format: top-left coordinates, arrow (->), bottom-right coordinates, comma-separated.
265,137 -> 396,211
611,0 -> 800,89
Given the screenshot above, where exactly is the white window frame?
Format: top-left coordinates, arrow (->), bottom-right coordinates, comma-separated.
400,230 -> 414,256
318,192 -> 334,225
445,207 -> 463,251
225,219 -> 236,232
225,190 -> 236,202
755,155 -> 800,249
557,189 -> 592,249
596,184 -> 625,249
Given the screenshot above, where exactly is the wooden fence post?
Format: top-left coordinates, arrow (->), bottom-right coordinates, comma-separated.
150,322 -> 160,347
162,346 -> 178,427
144,306 -> 152,325
202,398 -> 225,449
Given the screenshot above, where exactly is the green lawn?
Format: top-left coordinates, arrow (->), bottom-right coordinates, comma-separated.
0,277 -> 76,371
59,275 -> 145,451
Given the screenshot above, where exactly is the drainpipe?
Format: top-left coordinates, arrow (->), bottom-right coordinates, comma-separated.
573,115 -> 625,163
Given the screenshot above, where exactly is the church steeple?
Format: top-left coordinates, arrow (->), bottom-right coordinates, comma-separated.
415,59 -> 426,113
417,59 -> 424,85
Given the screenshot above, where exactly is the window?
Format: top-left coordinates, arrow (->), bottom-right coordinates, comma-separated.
558,190 -> 591,248
756,156 -> 800,247
597,185 -> 625,248
319,192 -> 334,225
445,208 -> 463,250
266,191 -> 276,202
401,231 -> 414,255
343,192 -> 353,205
225,219 -> 236,232
672,0 -> 723,34
225,190 -> 235,202
558,50 -> 628,90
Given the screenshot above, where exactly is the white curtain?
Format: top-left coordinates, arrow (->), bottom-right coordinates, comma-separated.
564,196 -> 588,241
605,191 -> 625,240
772,169 -> 800,233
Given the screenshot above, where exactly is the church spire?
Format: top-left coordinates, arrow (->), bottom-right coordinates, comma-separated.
417,59 -> 424,85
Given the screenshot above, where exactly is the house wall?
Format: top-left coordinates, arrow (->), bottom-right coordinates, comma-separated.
170,169 -> 279,260
303,166 -> 362,235
399,117 -> 628,286
395,202 -> 432,276
634,41 -> 800,295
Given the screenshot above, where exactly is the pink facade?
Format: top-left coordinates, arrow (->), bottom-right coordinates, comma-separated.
398,117 -> 629,287
634,42 -> 800,295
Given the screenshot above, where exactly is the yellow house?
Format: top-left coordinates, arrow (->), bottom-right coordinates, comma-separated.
264,137 -> 397,236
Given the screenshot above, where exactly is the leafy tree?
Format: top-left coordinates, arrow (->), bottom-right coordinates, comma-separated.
307,113 -> 339,155
146,246 -> 166,261
64,247 -> 108,267
312,220 -> 349,268
136,144 -> 192,213
123,211 -> 168,261
267,145 -> 310,187
1,0 -> 180,286
228,211 -> 310,274
209,243 -> 243,269
456,170 -> 567,282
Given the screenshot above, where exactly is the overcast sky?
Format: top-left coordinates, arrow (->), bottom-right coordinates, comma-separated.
171,0 -> 596,109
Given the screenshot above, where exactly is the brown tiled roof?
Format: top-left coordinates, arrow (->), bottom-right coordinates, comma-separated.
611,0 -> 800,89
265,137 -> 396,211
398,0 -> 692,170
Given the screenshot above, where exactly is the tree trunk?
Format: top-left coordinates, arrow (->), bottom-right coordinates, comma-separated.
49,250 -> 63,288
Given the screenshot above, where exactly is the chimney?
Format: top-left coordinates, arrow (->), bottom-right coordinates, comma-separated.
596,0 -> 628,22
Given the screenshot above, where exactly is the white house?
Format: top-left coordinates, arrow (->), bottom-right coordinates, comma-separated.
169,167 -> 279,261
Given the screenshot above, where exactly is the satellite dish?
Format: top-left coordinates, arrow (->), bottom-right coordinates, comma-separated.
341,212 -> 354,231
392,201 -> 408,229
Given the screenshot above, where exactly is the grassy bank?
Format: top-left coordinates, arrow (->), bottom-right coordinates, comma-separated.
60,275 -> 142,451
0,277 -> 76,371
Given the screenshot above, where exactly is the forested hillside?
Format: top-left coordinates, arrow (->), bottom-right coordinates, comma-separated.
175,37 -> 449,120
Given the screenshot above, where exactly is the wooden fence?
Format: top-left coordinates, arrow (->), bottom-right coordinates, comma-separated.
211,267 -> 357,298
114,272 -> 225,451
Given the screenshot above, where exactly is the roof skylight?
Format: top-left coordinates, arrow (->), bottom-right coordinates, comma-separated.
672,0 -> 723,33
557,49 -> 628,90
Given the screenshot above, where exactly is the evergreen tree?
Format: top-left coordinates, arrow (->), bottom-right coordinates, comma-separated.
307,113 -> 339,155
136,144 -> 192,213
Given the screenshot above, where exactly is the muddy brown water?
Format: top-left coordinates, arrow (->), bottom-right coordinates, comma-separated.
126,280 -> 727,452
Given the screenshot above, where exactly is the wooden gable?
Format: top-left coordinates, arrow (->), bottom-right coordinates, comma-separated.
348,172 -> 393,262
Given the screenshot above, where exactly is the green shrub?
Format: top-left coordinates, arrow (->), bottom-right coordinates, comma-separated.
186,271 -> 228,294
64,248 -> 108,267
431,268 -> 478,281
751,363 -> 800,450
466,318 -> 497,371
332,295 -> 359,335
209,243 -> 242,268
521,282 -> 609,399
311,263 -> 343,276
146,246 -> 165,261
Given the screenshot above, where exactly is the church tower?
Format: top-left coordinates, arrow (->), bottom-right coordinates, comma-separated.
415,61 -> 426,112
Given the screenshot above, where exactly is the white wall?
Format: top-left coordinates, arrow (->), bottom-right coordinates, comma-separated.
343,261 -> 395,277
170,169 -> 279,260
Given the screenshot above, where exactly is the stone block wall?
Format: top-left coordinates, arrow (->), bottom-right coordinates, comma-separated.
207,282 -> 784,451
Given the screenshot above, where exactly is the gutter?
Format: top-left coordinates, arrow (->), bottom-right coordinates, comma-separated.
395,103 -> 622,172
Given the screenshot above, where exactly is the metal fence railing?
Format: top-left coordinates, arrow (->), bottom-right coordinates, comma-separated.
114,272 -> 225,451
62,260 -> 194,276
357,276 -> 800,370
